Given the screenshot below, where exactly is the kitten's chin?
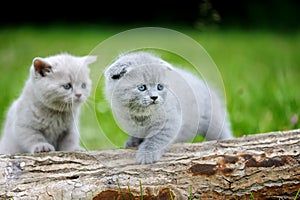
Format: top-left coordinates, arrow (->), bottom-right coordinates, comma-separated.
66,98 -> 85,107
44,101 -> 81,112
73,99 -> 83,105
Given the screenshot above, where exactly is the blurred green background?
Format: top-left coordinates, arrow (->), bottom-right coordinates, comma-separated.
0,0 -> 299,150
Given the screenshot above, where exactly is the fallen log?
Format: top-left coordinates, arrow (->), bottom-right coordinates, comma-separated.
0,129 -> 299,200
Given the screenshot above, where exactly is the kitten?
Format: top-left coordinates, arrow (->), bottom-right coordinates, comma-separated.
104,51 -> 233,164
0,53 -> 97,154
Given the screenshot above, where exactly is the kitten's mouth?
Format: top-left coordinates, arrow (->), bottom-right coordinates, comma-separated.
149,101 -> 159,105
71,97 -> 84,104
73,99 -> 82,103
63,99 -> 82,107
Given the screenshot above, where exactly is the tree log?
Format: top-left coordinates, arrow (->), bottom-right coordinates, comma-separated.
0,129 -> 299,200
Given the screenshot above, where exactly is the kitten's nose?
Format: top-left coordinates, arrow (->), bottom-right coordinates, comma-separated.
75,94 -> 82,99
150,96 -> 158,101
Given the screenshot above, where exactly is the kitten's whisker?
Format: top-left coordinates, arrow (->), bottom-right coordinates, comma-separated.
82,102 -> 94,113
84,98 -> 94,104
57,102 -> 66,113
56,103 -> 63,113
71,105 -> 81,138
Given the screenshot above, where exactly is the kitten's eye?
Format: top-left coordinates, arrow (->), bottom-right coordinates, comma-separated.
137,84 -> 147,91
62,83 -> 72,90
81,83 -> 86,89
157,84 -> 164,91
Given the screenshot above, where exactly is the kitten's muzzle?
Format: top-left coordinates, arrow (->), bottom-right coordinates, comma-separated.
72,94 -> 83,104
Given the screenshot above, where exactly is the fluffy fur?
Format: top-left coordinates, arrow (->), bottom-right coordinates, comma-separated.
0,53 -> 97,154
104,51 -> 233,164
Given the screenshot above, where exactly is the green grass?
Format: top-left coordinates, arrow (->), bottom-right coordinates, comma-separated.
295,188 -> 300,200
190,30 -> 300,136
0,24 -> 299,150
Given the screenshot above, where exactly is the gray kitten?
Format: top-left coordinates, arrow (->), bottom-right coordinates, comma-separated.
0,53 -> 97,154
104,51 -> 233,164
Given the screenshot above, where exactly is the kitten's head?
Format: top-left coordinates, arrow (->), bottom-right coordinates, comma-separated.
30,53 -> 97,111
111,63 -> 172,112
105,51 -> 172,106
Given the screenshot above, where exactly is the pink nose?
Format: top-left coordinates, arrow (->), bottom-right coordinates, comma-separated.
75,94 -> 82,98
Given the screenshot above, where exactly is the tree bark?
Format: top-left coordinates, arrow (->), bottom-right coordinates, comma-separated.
0,129 -> 299,200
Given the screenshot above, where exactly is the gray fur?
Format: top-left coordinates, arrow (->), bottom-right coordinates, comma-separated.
0,53 -> 97,154
105,51 -> 233,164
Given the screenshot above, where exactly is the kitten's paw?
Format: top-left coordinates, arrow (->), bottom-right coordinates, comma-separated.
59,145 -> 85,152
136,150 -> 162,164
125,137 -> 144,148
32,143 -> 55,153
73,146 -> 85,151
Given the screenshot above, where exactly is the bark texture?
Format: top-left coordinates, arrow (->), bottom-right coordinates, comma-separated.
0,129 -> 299,200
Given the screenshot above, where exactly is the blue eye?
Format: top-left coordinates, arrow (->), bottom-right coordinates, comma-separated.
81,83 -> 86,89
157,84 -> 164,91
63,83 -> 72,90
137,84 -> 147,91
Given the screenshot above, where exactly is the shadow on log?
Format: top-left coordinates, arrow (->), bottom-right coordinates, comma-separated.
0,129 -> 300,199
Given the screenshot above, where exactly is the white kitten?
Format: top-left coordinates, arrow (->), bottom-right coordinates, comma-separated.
0,53 -> 97,154
104,51 -> 233,164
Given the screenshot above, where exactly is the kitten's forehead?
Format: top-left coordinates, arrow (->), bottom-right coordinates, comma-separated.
47,55 -> 84,67
106,52 -> 175,82
117,52 -> 163,65
125,64 -> 169,83
122,52 -> 172,69
47,55 -> 89,76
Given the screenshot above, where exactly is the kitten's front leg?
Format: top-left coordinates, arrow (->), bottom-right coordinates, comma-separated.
58,130 -> 84,152
17,127 -> 55,153
136,129 -> 175,164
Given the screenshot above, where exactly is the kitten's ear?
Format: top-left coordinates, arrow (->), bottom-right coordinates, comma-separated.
107,64 -> 129,80
82,55 -> 97,65
33,57 -> 52,77
160,61 -> 174,71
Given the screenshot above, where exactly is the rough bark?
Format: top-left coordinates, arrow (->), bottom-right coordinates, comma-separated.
0,129 -> 299,200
